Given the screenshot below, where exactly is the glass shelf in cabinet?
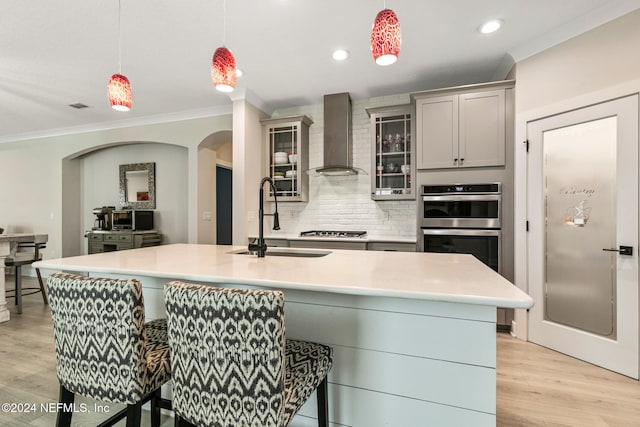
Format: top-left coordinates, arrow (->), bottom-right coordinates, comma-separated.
379,151 -> 409,156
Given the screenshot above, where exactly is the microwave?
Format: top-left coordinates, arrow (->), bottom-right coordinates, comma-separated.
421,183 -> 502,229
112,210 -> 154,231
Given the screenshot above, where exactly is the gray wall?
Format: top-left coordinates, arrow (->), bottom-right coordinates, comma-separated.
80,142 -> 189,253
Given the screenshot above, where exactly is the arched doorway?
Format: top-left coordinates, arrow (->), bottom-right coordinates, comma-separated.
198,130 -> 232,244
61,141 -> 189,257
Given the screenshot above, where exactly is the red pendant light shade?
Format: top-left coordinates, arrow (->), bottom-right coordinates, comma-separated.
107,73 -> 132,111
212,47 -> 236,93
371,9 -> 401,66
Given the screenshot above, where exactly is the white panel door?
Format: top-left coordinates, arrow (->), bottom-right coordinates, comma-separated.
527,95 -> 639,378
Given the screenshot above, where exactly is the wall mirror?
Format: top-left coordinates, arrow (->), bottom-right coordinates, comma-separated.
119,162 -> 156,209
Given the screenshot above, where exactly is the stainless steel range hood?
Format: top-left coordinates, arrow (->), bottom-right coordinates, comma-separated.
307,93 -> 366,176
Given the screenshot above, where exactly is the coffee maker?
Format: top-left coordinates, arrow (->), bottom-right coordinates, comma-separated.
92,206 -> 115,230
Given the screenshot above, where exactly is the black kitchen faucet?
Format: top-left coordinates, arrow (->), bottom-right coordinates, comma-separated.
248,176 -> 280,257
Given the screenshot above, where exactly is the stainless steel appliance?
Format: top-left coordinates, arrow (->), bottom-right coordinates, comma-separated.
112,210 -> 154,231
299,230 -> 367,238
420,183 -> 501,273
294,230 -> 368,250
306,93 -> 365,176
92,206 -> 115,231
421,183 -> 501,229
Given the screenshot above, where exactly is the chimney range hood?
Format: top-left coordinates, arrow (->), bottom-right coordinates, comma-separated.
307,93 -> 366,176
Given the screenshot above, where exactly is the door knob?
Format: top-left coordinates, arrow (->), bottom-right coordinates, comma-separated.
602,246 -> 633,256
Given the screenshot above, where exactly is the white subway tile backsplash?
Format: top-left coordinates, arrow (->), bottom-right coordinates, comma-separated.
271,94 -> 416,239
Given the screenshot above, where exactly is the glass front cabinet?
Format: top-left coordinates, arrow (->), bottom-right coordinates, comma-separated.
261,115 -> 312,202
367,105 -> 413,200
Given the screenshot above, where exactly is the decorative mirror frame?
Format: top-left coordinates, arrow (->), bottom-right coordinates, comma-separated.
119,162 -> 156,209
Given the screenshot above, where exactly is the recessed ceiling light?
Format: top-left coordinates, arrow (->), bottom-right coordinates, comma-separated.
479,19 -> 503,34
332,49 -> 350,61
236,68 -> 244,78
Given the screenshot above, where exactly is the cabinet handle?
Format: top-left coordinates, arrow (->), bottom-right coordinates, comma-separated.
453,158 -> 458,164
460,158 -> 464,164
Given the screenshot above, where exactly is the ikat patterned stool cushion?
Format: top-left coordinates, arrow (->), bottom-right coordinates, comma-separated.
164,281 -> 333,427
46,272 -> 171,404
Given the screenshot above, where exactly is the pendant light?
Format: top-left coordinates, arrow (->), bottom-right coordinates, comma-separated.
107,0 -> 132,111
211,0 -> 236,92
370,1 -> 401,66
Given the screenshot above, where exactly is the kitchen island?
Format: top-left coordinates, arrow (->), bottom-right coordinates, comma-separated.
35,243 -> 533,427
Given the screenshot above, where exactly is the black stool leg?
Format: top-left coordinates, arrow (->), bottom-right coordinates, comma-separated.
56,385 -> 75,427
317,377 -> 329,427
14,265 -> 22,314
36,268 -> 48,304
125,403 -> 142,427
150,388 -> 161,427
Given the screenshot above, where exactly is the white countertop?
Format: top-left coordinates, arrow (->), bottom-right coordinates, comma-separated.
34,244 -> 533,309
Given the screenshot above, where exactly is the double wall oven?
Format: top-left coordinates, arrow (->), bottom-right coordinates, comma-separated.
420,183 -> 502,273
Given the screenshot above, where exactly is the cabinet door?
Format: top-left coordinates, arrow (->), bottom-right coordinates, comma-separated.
458,90 -> 505,168
267,123 -> 300,200
263,116 -> 311,202
367,242 -> 417,252
369,107 -> 413,200
416,95 -> 458,169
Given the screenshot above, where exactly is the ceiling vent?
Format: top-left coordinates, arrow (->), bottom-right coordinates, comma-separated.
68,103 -> 89,109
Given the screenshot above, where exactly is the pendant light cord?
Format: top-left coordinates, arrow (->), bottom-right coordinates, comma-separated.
118,0 -> 122,74
222,0 -> 227,46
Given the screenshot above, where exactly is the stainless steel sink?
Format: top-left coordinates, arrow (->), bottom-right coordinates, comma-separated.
231,248 -> 332,258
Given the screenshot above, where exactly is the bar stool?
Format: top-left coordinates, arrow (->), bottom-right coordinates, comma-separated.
164,281 -> 333,427
46,272 -> 171,427
4,240 -> 48,314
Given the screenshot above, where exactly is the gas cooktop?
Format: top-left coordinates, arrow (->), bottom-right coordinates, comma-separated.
299,230 -> 367,238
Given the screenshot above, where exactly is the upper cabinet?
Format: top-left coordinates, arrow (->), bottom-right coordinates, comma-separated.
413,82 -> 511,170
367,105 -> 413,200
261,115 -> 312,202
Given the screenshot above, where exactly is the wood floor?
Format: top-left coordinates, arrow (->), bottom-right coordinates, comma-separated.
1,276 -> 640,426
0,276 -> 173,427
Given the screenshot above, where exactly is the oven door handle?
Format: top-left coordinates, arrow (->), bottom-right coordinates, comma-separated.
422,229 -> 501,237
422,195 -> 501,202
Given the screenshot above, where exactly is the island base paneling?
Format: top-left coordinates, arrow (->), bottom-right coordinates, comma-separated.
295,384 -> 495,427
104,274 -> 498,426
284,294 -> 496,367
315,345 -> 494,412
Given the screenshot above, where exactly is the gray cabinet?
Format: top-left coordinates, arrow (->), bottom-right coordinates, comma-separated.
248,236 -> 417,252
261,115 -> 312,202
413,83 -> 509,170
86,230 -> 162,254
367,242 -> 416,252
367,105 -> 413,200
289,240 -> 367,251
264,238 -> 289,248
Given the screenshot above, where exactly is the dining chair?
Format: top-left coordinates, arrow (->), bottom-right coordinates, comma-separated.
46,272 -> 171,427
4,236 -> 47,314
164,281 -> 333,427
